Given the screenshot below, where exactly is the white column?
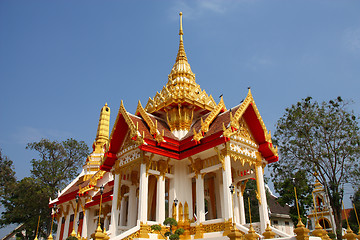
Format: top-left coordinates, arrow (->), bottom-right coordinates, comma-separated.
138,163 -> 149,223
239,188 -> 246,224
169,177 -> 176,220
120,197 -> 126,226
82,209 -> 89,238
63,216 -> 70,238
156,176 -> 166,224
128,185 -> 137,227
234,188 -> 240,224
215,171 -> 223,218
222,155 -> 233,220
256,165 -> 269,233
56,217 -> 62,239
104,216 -> 110,231
109,174 -> 120,236
196,174 -> 205,223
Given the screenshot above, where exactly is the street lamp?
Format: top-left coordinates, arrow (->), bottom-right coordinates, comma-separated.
98,185 -> 104,228
229,184 -> 235,223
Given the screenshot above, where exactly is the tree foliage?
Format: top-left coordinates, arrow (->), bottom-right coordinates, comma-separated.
26,138 -> 89,195
243,180 -> 260,223
271,96 -> 360,239
270,169 -> 313,225
0,138 -> 89,239
0,148 -> 16,198
0,177 -> 52,239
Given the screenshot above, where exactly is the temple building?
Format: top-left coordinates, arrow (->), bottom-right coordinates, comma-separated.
308,174 -> 336,234
50,13 -> 296,240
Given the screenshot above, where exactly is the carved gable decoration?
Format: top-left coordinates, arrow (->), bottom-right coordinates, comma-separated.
232,118 -> 257,147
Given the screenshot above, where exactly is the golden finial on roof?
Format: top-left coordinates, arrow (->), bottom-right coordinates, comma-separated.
179,12 -> 183,40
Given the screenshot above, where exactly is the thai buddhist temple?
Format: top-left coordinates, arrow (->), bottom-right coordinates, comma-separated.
49,13 -> 305,240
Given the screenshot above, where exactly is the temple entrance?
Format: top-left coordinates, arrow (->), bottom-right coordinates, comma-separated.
204,173 -> 218,220
148,175 -> 157,221
319,218 -> 331,229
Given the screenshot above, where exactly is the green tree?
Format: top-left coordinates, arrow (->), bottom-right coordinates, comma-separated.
0,177 -> 52,240
151,218 -> 184,240
270,169 -> 313,225
26,138 -> 89,195
272,96 -> 360,239
0,148 -> 16,198
0,138 -> 89,239
243,180 -> 260,223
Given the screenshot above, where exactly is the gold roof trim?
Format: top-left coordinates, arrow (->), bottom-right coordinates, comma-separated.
145,12 -> 216,113
135,101 -> 164,143
78,170 -> 106,195
223,89 -> 278,157
193,96 -> 227,142
119,100 -> 144,145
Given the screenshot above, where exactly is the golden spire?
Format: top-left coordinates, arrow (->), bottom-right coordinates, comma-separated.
94,103 -> 110,153
145,12 -> 216,118
169,12 -> 195,83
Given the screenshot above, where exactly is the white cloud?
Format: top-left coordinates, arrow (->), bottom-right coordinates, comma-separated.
11,126 -> 72,144
343,27 -> 360,53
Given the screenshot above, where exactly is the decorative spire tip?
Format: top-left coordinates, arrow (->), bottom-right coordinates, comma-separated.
179,12 -> 183,40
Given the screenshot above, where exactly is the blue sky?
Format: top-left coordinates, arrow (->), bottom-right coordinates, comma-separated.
1,0 -> 360,235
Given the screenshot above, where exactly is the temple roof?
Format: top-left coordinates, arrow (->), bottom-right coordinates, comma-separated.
101,13 -> 278,171
145,12 -> 216,115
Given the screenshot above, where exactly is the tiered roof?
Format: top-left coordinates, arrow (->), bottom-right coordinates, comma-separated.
101,12 -> 278,171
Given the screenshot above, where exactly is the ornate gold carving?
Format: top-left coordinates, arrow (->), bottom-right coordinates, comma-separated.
223,218 -> 234,236
122,230 -> 139,240
146,153 -> 154,176
188,157 -> 203,177
157,160 -> 168,179
138,222 -> 150,238
136,101 -> 164,143
203,222 -> 226,233
194,96 -> 226,142
119,100 -> 144,145
79,170 -> 106,195
166,105 -> 194,133
223,89 -> 277,161
194,223 -> 204,239
214,147 -> 225,170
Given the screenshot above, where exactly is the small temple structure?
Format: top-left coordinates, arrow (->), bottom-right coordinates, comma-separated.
49,13 -> 311,240
308,174 -> 336,234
